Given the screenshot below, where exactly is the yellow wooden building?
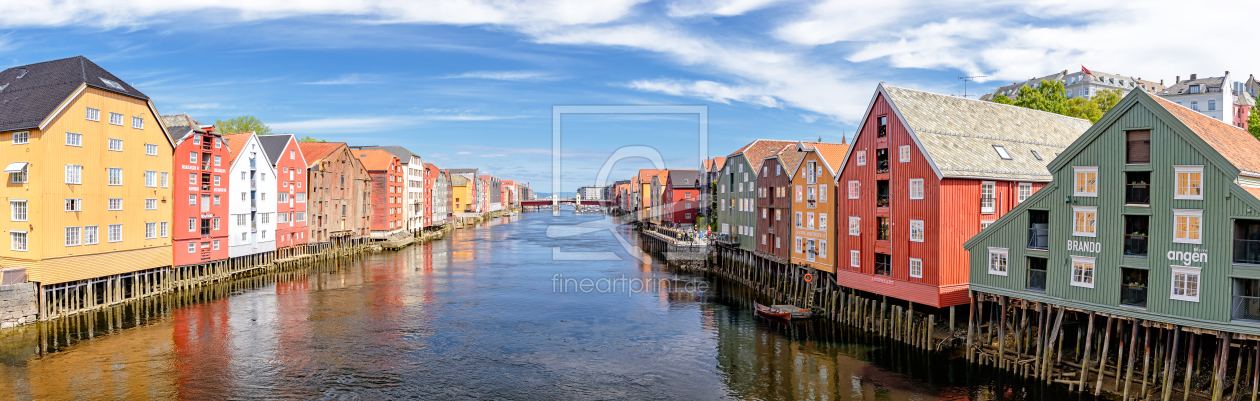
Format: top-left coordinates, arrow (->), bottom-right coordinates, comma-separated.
0,56 -> 174,287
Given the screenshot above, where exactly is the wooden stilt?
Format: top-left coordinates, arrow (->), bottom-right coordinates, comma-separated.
1095,315 -> 1114,395
1186,332 -> 1199,401
1163,327 -> 1182,401
1212,333 -> 1231,401
1123,319 -> 1140,399
1079,311 -> 1097,391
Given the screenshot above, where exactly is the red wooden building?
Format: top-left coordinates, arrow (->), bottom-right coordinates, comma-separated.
756,144 -> 804,261
357,149 -> 404,237
259,134 -> 309,255
832,84 -> 1091,308
162,115 -> 231,267
662,170 -> 700,224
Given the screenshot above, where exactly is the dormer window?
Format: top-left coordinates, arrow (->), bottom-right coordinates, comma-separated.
1190,85 -> 1201,94
1030,150 -> 1043,161
993,145 -> 1012,160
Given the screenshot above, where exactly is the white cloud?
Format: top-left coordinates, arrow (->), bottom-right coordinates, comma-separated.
456,151 -> 473,155
665,0 -> 786,17
302,73 -> 382,85
443,70 -> 556,81
271,112 -> 523,133
628,79 -> 780,108
798,114 -> 821,123
179,103 -> 222,110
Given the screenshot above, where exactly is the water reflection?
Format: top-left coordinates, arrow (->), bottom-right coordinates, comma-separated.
0,212 -> 1079,400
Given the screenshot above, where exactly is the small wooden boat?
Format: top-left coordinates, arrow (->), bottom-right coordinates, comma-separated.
755,302 -> 813,320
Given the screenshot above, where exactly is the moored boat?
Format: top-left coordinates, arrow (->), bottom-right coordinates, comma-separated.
755,302 -> 812,320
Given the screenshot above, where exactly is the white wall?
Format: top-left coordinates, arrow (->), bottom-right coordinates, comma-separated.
228,134 -> 278,258
402,155 -> 424,231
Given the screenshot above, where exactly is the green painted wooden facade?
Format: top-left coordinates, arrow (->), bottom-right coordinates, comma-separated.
716,154 -> 758,250
965,89 -> 1260,334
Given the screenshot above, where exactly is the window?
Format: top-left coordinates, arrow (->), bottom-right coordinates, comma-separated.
213,217 -> 220,230
818,184 -> 827,202
856,150 -> 866,166
214,195 -> 220,206
188,242 -> 196,253
108,138 -> 122,151
1191,101 -> 1199,111
146,198 -> 157,210
214,155 -> 222,167
1070,256 -> 1096,288
795,212 -> 803,228
1074,166 -> 1098,196
65,227 -> 81,246
1173,209 -> 1203,244
1175,166 -> 1203,200
161,172 -> 168,187
66,132 -> 82,146
145,171 -> 157,187
899,145 -> 910,162
1030,150 -> 1042,161
981,181 -> 995,214
981,220 -> 995,230
190,152 -> 198,164
213,240 -> 220,250
108,168 -> 122,185
108,225 -> 121,242
216,138 -> 221,149
85,226 -> 98,244
10,164 -> 26,184
987,247 -> 1009,276
909,258 -> 923,278
1018,183 -> 1032,203
108,112 -> 123,125
909,220 -> 924,242
146,222 -> 156,239
65,198 -> 81,212
849,216 -> 860,236
108,198 -> 122,210
877,115 -> 887,137
213,175 -> 221,186
1209,100 -> 1216,111
848,181 -> 859,199
909,179 -> 923,199
297,212 -> 306,222
132,116 -> 144,129
1126,130 -> 1150,164
795,185 -> 803,202
993,145 -> 1012,160
10,200 -> 26,221
1171,266 -> 1201,302
86,107 -> 100,122
1073,206 -> 1097,237
12,131 -> 28,144
237,215 -> 246,226
851,250 -> 860,268
10,231 -> 26,251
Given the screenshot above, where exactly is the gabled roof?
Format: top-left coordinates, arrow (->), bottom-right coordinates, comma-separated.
1151,95 -> 1260,175
0,56 -> 148,132
851,84 -> 1092,182
161,114 -> 203,143
668,170 -> 700,188
729,140 -> 799,173
1161,75 -> 1226,96
220,132 -> 274,170
258,134 -> 295,166
702,157 -> 726,173
450,174 -> 470,186
296,142 -> 346,168
799,142 -> 850,175
355,149 -> 398,171
638,169 -> 663,184
350,145 -> 419,164
767,143 -> 807,178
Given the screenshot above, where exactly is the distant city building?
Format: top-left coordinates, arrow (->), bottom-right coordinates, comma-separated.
576,185 -> 605,200
1159,72 -> 1253,130
981,67 -> 1165,102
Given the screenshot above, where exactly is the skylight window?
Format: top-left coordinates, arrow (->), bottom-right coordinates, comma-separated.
993,145 -> 1012,160
99,77 -> 126,92
1031,150 -> 1043,161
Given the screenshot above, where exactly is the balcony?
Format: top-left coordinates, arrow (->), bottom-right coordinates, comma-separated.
875,149 -> 889,174
201,184 -> 210,191
1234,296 -> 1260,322
1235,239 -> 1260,264
1125,184 -> 1150,205
1124,234 -> 1148,256
874,253 -> 891,276
251,199 -> 257,210
201,163 -> 211,171
249,159 -> 257,170
1121,285 -> 1148,308
1027,227 -> 1048,249
251,180 -> 257,189
877,217 -> 890,241
876,180 -> 889,207
876,193 -> 889,207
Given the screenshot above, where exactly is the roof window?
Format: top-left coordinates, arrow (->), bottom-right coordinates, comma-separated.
993,145 -> 1012,160
99,77 -> 126,92
1030,150 -> 1043,161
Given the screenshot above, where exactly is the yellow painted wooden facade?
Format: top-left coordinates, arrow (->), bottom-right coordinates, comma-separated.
452,181 -> 472,213
0,84 -> 173,284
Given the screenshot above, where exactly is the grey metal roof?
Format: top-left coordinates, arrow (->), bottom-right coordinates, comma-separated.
348,145 -> 419,164
668,170 -> 700,188
161,114 -> 202,144
257,134 -> 294,166
0,56 -> 149,132
882,85 -> 1093,181
1161,76 -> 1226,96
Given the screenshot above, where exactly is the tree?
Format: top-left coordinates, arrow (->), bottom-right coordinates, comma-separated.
215,115 -> 273,136
298,135 -> 326,143
992,79 -> 1122,123
1249,103 -> 1260,139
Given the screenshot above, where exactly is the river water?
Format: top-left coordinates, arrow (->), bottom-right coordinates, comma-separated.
0,211 -> 1082,400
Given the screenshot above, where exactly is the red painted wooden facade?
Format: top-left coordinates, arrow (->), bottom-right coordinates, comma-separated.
172,126 -> 230,267
358,149 -> 403,232
274,136 -> 308,249
756,155 -> 795,261
832,93 -> 1043,308
662,170 -> 699,224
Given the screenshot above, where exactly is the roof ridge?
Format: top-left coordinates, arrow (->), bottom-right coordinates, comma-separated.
884,84 -> 1091,123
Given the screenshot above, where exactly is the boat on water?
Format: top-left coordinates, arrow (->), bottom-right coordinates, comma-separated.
755,302 -> 812,320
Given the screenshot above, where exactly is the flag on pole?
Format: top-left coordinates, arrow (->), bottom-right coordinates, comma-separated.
1081,65 -> 1093,75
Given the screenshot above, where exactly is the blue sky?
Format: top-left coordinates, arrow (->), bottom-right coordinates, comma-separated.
2,0 -> 1255,192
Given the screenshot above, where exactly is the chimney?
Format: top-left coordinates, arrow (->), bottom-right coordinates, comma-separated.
1161,79 -> 1164,85
16,67 -> 26,78
1190,74 -> 1197,80
1176,76 -> 1181,83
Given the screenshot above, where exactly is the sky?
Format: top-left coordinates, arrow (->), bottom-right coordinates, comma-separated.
2,0 -> 1257,192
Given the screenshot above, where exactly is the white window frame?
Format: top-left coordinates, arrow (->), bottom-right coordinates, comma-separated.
146,198 -> 157,210
86,107 -> 100,122
1072,206 -> 1098,238
981,181 -> 996,214
909,179 -> 923,200
108,224 -> 121,243
161,222 -> 168,238
1170,265 -> 1201,302
188,242 -> 196,253
146,222 -> 157,239
65,132 -> 82,147
848,181 -> 859,199
12,131 -> 28,144
1070,255 -> 1096,288
856,150 -> 866,166
108,138 -> 122,151
84,226 -> 98,245
993,145 -> 1012,160
1073,166 -> 1098,197
987,247 -> 1009,276
1018,183 -> 1032,203
132,116 -> 144,129
108,198 -> 122,211
108,168 -> 122,186
909,220 -> 924,242
1173,209 -> 1203,244
64,226 -> 81,247
10,200 -> 26,222
10,230 -> 26,252
108,112 -> 124,126
849,216 -> 860,236
1174,166 -> 1204,200
899,145 -> 910,162
909,258 -> 923,278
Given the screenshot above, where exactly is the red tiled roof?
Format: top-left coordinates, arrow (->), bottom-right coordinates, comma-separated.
355,149 -> 398,171
809,142 -> 851,174
297,142 -> 347,168
737,140 -> 799,172
220,132 -> 255,165
638,169 -> 663,183
1151,95 -> 1260,175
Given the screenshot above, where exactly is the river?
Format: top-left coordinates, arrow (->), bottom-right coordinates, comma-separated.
0,211 -> 1083,400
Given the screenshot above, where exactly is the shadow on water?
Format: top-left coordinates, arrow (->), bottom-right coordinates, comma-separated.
0,212 -> 1103,400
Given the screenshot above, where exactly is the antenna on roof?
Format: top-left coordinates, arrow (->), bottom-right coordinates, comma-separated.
958,75 -> 987,98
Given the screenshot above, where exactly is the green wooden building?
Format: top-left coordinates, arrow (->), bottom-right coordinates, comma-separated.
716,140 -> 795,251
965,88 -> 1260,335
